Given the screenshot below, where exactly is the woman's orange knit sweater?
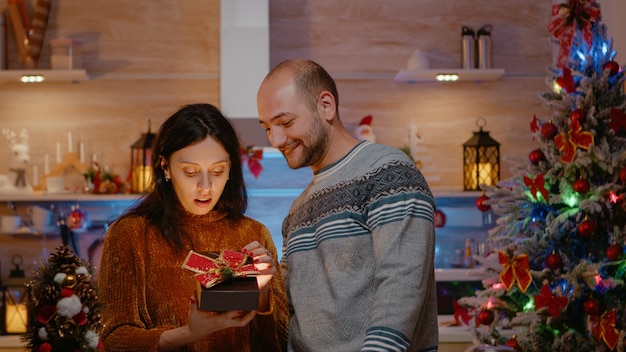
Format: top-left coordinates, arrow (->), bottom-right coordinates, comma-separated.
98,211 -> 289,351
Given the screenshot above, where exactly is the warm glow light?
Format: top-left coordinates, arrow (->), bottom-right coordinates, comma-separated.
20,75 -> 45,83
469,163 -> 493,190
609,190 -> 620,203
491,283 -> 505,290
552,80 -> 562,93
132,165 -> 153,193
6,303 -> 27,333
436,73 -> 459,81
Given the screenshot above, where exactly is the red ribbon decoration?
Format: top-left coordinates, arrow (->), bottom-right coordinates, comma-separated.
547,0 -> 600,69
498,251 -> 533,293
530,114 -> 540,133
533,284 -> 568,317
556,67 -> 576,93
182,250 -> 260,289
609,107 -> 626,134
524,173 -> 550,201
591,309 -> 620,350
554,119 -> 594,163
240,145 -> 264,178
453,300 -> 473,326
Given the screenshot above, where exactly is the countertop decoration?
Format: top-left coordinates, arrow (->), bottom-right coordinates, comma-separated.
0,128 -> 33,194
83,162 -> 130,194
23,245 -> 103,351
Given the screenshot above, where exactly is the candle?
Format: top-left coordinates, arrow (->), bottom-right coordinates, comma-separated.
44,154 -> 50,174
56,142 -> 62,163
68,132 -> 73,152
92,153 -> 97,163
79,141 -> 85,163
33,165 -> 38,186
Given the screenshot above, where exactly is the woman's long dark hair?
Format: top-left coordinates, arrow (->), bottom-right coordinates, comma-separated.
121,103 -> 247,252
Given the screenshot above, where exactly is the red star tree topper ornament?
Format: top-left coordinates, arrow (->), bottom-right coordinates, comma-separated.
182,250 -> 260,289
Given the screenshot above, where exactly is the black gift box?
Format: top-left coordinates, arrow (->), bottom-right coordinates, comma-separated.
195,252 -> 260,311
196,276 -> 259,311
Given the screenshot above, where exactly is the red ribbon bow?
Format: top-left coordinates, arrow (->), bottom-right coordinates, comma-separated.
554,119 -> 594,163
547,0 -> 600,69
524,173 -> 550,201
534,284 -> 568,317
453,300 -> 473,326
182,250 -> 260,289
556,67 -> 577,93
609,107 -> 626,134
591,309 -> 620,350
498,251 -> 533,293
240,145 -> 264,178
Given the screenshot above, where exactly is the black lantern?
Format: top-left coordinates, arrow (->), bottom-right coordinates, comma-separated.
463,117 -> 500,191
131,121 -> 156,193
1,255 -> 28,335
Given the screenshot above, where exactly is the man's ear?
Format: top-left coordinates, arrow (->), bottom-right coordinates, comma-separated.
318,91 -> 336,121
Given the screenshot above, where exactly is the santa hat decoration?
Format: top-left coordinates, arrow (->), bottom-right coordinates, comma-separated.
355,115 -> 376,142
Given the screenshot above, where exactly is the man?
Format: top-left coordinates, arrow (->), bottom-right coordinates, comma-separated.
257,59 -> 438,352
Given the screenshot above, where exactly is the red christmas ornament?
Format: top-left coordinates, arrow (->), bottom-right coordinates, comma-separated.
570,109 -> 586,125
578,218 -> 596,238
545,251 -> 563,270
434,209 -> 446,228
476,193 -> 491,212
619,167 -> 626,184
573,178 -> 590,194
606,243 -> 623,261
583,298 -> 600,315
477,309 -> 494,325
541,121 -> 558,139
604,61 -> 620,76
67,206 -> 86,230
529,149 -> 546,166
505,335 -> 522,352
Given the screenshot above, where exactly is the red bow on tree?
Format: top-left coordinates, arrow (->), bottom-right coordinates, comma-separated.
499,251 -> 533,293
591,309 -> 620,350
534,284 -> 568,317
182,250 -> 260,289
453,300 -> 473,326
547,0 -> 601,69
530,114 -> 540,133
240,145 -> 264,178
609,107 -> 626,134
524,173 -> 550,201
554,118 -> 594,163
556,68 -> 577,93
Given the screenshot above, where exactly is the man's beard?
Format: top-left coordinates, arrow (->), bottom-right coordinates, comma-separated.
284,114 -> 329,169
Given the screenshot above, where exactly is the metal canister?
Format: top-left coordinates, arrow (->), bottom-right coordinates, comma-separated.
0,12 -> 7,70
461,26 -> 476,69
477,25 -> 493,69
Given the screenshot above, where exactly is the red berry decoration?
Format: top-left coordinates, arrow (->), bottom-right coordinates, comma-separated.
619,167 -> 626,184
583,298 -> 600,315
545,251 -> 563,270
570,109 -> 586,125
604,60 -> 620,76
606,243 -> 623,261
573,178 -> 590,194
578,218 -> 596,238
477,309 -> 494,325
476,194 -> 491,212
529,149 -> 546,166
541,121 -> 558,139
506,335 -> 522,352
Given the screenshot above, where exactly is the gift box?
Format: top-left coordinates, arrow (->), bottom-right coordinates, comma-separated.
196,276 -> 259,311
182,250 -> 260,312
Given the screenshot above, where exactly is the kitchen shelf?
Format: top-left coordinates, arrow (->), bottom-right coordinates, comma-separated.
0,69 -> 89,83
395,68 -> 505,83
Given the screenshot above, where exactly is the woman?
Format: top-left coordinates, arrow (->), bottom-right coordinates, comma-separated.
99,103 -> 289,351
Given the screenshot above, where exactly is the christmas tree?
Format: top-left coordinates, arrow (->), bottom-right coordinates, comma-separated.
457,1 -> 626,351
22,245 -> 103,352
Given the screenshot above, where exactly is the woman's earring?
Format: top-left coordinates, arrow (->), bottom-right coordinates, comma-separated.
165,176 -> 171,182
